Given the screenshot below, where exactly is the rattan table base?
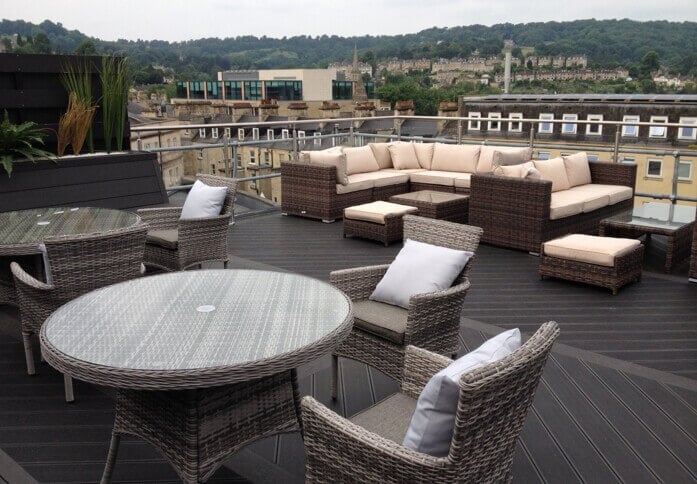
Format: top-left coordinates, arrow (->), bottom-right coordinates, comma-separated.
599,219 -> 694,273
100,370 -> 302,484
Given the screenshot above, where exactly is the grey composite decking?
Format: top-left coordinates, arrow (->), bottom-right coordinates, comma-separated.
0,210 -> 695,483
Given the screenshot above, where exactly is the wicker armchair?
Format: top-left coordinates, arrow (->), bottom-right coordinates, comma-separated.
330,215 -> 483,397
138,174 -> 238,272
10,224 -> 147,402
302,322 -> 560,483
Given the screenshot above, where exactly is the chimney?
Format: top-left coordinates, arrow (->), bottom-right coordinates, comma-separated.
394,100 -> 415,117
504,39 -> 514,94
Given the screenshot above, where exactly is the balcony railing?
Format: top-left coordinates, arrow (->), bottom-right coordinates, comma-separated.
131,115 -> 697,204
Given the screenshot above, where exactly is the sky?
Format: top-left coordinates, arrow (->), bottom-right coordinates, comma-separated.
3,0 -> 697,42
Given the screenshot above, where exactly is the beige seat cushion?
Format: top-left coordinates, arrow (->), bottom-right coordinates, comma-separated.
549,191 -> 585,220
480,146 -> 532,172
146,229 -> 178,250
566,185 -> 618,212
563,152 -> 592,187
350,393 -> 417,444
570,184 -> 633,205
344,201 -> 417,224
382,168 -> 427,175
410,170 -> 460,187
336,175 -> 375,195
369,142 -> 394,169
543,234 -> 641,267
388,142 -> 421,170
534,157 -> 571,192
431,143 -> 480,173
353,299 -> 409,345
453,173 -> 472,188
351,171 -> 409,187
413,143 -> 435,170
344,145 -> 381,175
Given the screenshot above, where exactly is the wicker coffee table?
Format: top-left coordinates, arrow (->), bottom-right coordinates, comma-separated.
40,270 -> 353,483
0,207 -> 141,305
599,202 -> 696,273
390,190 -> 469,223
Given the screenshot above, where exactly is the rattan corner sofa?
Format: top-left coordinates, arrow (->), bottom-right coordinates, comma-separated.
469,157 -> 637,253
281,142 -> 531,222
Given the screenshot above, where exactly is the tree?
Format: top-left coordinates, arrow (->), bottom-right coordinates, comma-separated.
75,40 -> 97,56
639,51 -> 659,79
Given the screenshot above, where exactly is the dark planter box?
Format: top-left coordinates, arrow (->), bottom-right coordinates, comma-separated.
0,152 -> 168,212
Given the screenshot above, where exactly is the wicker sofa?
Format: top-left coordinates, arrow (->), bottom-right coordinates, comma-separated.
469,156 -> 637,253
281,142 -> 531,222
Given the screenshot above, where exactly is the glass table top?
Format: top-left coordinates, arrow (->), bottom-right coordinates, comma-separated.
603,202 -> 696,231
42,270 -> 352,372
0,207 -> 141,247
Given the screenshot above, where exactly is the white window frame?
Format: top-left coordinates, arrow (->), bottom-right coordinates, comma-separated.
587,153 -> 599,162
281,129 -> 290,139
487,112 -> 501,131
264,151 -> 271,165
211,127 -> 219,139
622,115 -> 640,137
248,151 -> 257,165
649,116 -> 668,139
508,112 -> 522,132
538,113 -> 554,134
678,160 -> 692,180
621,156 -> 636,164
252,127 -> 260,140
646,159 -> 663,178
313,132 -> 322,147
224,128 -> 231,138
237,128 -> 245,141
298,130 -> 306,146
561,114 -> 578,135
266,129 -> 274,141
586,114 -> 603,136
199,128 -> 206,138
468,112 -> 481,130
197,149 -> 204,160
537,151 -> 550,160
677,117 -> 697,140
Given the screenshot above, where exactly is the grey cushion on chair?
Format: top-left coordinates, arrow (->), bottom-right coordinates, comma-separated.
353,300 -> 408,345
146,229 -> 179,249
350,393 -> 417,445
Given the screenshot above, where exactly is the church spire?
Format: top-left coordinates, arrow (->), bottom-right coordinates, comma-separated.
351,43 -> 368,101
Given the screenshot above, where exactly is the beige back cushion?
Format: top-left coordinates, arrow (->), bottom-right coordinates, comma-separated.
431,143 -> 481,173
479,146 -> 532,172
494,161 -> 535,178
388,142 -> 421,170
343,145 -> 380,175
301,150 -> 348,185
534,157 -> 571,192
369,143 -> 394,169
413,143 -> 435,169
563,152 -> 592,187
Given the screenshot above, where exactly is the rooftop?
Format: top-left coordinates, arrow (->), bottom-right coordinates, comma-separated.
1,195 -> 696,483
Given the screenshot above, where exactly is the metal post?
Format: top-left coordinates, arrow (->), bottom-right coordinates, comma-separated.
396,122 -> 402,141
671,151 -> 680,204
333,123 -> 339,147
528,124 -> 535,149
231,143 -> 238,178
457,120 -> 462,144
613,127 -> 621,163
291,123 -> 299,160
136,133 -> 142,151
349,124 -> 355,147
222,132 -> 231,177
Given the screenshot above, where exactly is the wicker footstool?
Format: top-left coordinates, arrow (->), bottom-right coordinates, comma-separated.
539,234 -> 644,295
343,201 -> 418,246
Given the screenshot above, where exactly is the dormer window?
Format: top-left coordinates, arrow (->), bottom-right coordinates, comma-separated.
238,128 -> 245,141
538,113 -> 553,134
586,114 -> 603,135
678,117 -> 697,140
281,129 -> 290,139
649,116 -> 668,138
314,132 -> 321,146
508,113 -> 522,132
199,128 -> 206,138
211,128 -> 219,139
267,129 -> 274,141
487,112 -> 501,131
622,115 -> 639,137
252,128 -> 260,140
562,114 -> 578,134
468,112 -> 481,130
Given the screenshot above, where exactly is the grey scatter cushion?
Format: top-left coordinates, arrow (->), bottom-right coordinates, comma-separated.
369,239 -> 473,309
180,180 -> 228,220
402,328 -> 522,456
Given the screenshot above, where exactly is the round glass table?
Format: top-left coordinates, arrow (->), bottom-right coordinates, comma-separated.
0,207 -> 141,304
40,269 -> 353,483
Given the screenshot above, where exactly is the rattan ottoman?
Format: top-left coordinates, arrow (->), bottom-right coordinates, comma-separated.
539,234 -> 644,295
343,201 -> 418,246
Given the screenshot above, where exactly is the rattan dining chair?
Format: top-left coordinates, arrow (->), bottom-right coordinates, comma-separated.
10,224 -> 147,402
302,322 -> 560,483
137,174 -> 238,272
329,215 -> 483,397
